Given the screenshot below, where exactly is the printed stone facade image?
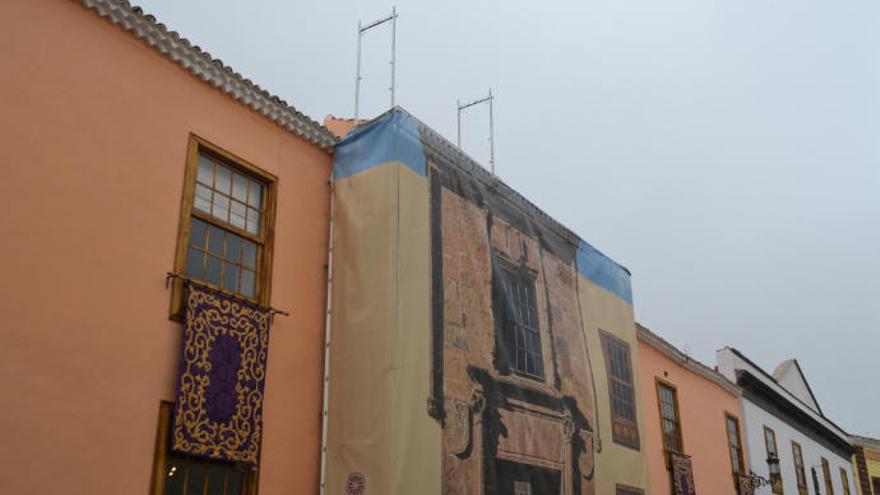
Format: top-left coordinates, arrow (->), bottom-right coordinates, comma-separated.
429,166 -> 598,495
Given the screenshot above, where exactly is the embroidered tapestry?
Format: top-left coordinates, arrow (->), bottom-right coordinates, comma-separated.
671,453 -> 696,495
171,283 -> 271,466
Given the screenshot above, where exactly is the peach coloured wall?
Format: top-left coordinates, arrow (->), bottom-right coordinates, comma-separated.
0,1 -> 331,494
638,338 -> 744,495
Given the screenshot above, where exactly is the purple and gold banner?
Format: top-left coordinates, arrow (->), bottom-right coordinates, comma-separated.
171,283 -> 271,466
671,453 -> 696,495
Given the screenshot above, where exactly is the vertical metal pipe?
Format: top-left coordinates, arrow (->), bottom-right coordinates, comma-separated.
390,6 -> 397,108
488,88 -> 495,176
456,100 -> 461,147
354,22 -> 362,122
318,178 -> 337,495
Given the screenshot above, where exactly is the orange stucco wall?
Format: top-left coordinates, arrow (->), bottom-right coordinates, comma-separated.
638,336 -> 745,495
0,1 -> 331,494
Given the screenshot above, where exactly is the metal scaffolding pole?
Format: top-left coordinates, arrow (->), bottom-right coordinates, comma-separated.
457,88 -> 496,175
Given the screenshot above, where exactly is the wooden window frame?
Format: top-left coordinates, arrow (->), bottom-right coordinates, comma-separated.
615,484 -> 645,495
763,426 -> 784,494
170,135 -> 278,319
725,412 -> 745,490
840,467 -> 851,495
149,401 -> 257,495
599,330 -> 640,450
655,378 -> 684,457
791,440 -> 808,495
822,457 -> 835,495
496,260 -> 545,380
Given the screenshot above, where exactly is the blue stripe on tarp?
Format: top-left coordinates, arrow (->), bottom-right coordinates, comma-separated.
333,109 -> 427,179
576,239 -> 633,305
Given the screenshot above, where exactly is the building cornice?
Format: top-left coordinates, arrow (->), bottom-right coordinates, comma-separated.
736,369 -> 852,459
636,323 -> 741,396
79,0 -> 338,150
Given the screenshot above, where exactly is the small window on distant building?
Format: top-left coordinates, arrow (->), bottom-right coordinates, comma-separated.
656,381 -> 683,454
726,413 -> 745,493
600,330 -> 640,450
822,457 -> 835,495
791,441 -> 808,495
840,468 -> 851,495
171,137 -> 276,317
496,262 -> 544,380
763,426 -> 784,494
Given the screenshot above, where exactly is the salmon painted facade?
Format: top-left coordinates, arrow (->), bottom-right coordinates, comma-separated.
638,324 -> 746,495
0,1 -> 335,494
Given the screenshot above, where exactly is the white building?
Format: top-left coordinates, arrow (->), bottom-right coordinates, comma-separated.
717,348 -> 856,495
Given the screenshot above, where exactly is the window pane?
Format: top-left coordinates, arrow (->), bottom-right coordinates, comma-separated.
208,226 -> 225,256
190,217 -> 208,248
223,264 -> 240,292
240,269 -> 255,297
187,463 -> 206,495
186,247 -> 204,278
215,165 -> 232,194
206,466 -> 226,495
194,184 -> 213,214
226,470 -> 242,495
232,173 -> 248,201
246,207 -> 261,235
242,241 -> 257,269
248,180 -> 263,208
206,255 -> 222,286
226,234 -> 242,262
197,155 -> 214,185
230,200 -> 247,230
212,193 -> 230,223
164,460 -> 185,495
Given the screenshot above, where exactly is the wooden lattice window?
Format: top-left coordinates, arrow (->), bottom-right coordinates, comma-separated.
656,380 -> 683,454
726,412 -> 745,493
150,402 -> 256,495
840,468 -> 852,495
822,457 -> 835,495
763,426 -> 783,494
496,262 -> 544,380
170,136 -> 277,317
791,441 -> 808,495
600,330 -> 640,449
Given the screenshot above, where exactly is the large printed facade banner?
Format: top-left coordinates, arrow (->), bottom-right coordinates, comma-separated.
171,283 -> 271,466
326,108 -> 648,495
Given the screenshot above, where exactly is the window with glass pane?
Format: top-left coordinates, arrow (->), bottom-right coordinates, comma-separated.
764,426 -> 783,494
822,458 -> 835,495
657,382 -> 683,453
726,413 -> 745,490
185,151 -> 268,300
164,455 -> 249,495
497,265 -> 544,379
152,402 -> 253,495
791,441 -> 808,495
600,331 -> 640,449
840,468 -> 851,495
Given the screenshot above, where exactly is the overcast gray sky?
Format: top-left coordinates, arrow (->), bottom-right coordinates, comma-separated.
136,0 -> 880,436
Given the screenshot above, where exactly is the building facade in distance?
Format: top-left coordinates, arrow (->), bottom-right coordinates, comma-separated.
717,349 -> 856,495
851,435 -> 880,495
638,324 -> 747,495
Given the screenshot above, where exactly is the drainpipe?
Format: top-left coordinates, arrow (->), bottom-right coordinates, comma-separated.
318,177 -> 336,495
